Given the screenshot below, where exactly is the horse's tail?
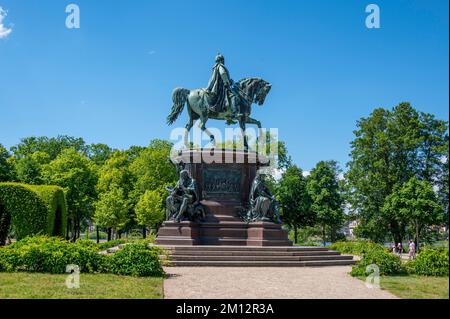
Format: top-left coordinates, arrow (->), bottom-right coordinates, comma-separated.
167,87 -> 190,125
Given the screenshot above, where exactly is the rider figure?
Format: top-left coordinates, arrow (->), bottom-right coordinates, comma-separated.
206,53 -> 242,117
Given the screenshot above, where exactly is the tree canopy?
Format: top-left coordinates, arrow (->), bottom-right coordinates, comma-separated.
383,177 -> 443,250
345,102 -> 448,243
0,144 -> 13,182
276,165 -> 313,243
307,160 -> 344,245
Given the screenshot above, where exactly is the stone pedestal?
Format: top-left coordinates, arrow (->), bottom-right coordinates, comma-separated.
156,149 -> 292,246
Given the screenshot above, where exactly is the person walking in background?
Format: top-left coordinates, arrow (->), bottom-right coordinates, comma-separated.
408,240 -> 416,260
391,242 -> 396,254
397,243 -> 403,257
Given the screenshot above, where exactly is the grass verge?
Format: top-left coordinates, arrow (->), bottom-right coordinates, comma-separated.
0,272 -> 163,299
357,274 -> 449,299
379,275 -> 449,299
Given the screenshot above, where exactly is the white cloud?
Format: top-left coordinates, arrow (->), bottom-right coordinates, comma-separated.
302,171 -> 310,177
273,168 -> 285,181
0,7 -> 12,39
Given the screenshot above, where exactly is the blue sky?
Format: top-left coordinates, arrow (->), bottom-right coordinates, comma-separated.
0,0 -> 448,171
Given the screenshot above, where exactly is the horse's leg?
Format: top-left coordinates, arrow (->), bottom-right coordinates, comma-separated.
189,90 -> 215,146
245,117 -> 264,150
239,119 -> 248,151
184,102 -> 195,148
184,117 -> 194,148
245,116 -> 262,130
198,114 -> 215,146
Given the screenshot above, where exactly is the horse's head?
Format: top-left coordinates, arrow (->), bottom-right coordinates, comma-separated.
254,79 -> 272,105
237,78 -> 272,106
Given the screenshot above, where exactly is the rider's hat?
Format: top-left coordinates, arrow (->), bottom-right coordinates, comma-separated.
215,53 -> 225,63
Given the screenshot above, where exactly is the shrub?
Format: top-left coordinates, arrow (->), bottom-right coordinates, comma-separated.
103,241 -> 164,277
0,236 -> 165,277
329,240 -> 387,255
0,183 -> 67,242
411,247 -> 449,276
75,238 -> 99,249
96,239 -> 127,251
0,236 -> 102,273
350,248 -> 405,276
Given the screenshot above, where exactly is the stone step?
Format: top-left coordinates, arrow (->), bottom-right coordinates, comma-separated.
166,250 -> 341,256
204,215 -> 243,222
160,245 -> 329,252
167,259 -> 356,267
168,255 -> 353,262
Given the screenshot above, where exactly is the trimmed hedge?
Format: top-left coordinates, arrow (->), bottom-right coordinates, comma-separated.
0,183 -> 67,242
29,185 -> 68,236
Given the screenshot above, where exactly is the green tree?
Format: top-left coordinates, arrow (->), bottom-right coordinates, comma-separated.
86,143 -> 113,166
276,165 -> 313,244
0,144 -> 13,182
94,187 -> 129,240
417,113 -> 449,182
11,135 -> 86,160
96,150 -> 135,236
129,140 -> 177,237
130,139 -> 177,199
437,139 -> 449,230
383,177 -> 443,251
125,145 -> 146,160
135,188 -> 166,233
97,150 -> 134,195
41,148 -> 97,240
307,161 -> 344,245
14,151 -> 50,184
345,103 -> 448,243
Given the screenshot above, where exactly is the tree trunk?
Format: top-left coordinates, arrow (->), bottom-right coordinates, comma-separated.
71,219 -> 77,242
293,225 -> 298,244
322,224 -> 326,247
390,219 -> 404,247
415,222 -> 420,253
96,226 -> 100,244
73,214 -> 80,241
78,219 -> 82,239
142,227 -> 147,239
393,233 -> 403,247
65,219 -> 71,241
107,228 -> 112,241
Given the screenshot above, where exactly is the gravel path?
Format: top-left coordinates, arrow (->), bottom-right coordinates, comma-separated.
163,266 -> 398,299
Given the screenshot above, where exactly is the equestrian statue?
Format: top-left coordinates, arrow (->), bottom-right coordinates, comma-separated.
167,53 -> 272,150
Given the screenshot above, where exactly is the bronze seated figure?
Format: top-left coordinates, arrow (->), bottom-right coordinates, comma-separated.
244,172 -> 282,224
165,170 -> 205,222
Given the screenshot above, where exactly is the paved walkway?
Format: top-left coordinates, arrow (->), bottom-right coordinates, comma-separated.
163,266 -> 397,299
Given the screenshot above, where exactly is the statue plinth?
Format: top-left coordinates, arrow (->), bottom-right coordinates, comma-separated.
155,149 -> 292,246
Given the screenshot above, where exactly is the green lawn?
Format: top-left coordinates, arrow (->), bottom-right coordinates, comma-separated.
0,273 -> 163,299
379,275 -> 449,299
